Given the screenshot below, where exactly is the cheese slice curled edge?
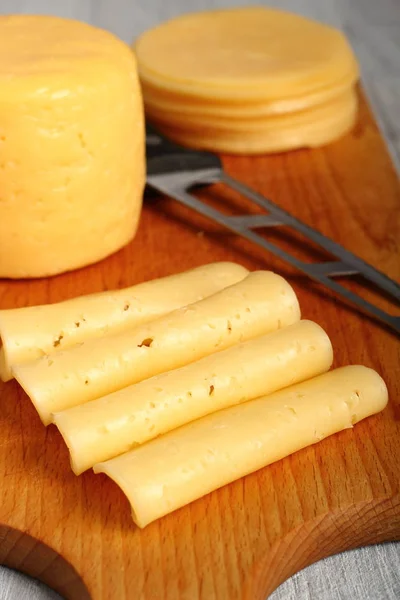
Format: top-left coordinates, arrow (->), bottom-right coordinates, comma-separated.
0,262 -> 248,381
94,365 -> 388,528
0,15 -> 145,279
13,271 -> 300,425
54,319 -> 333,474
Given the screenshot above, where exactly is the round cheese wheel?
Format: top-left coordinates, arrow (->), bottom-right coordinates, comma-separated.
135,7 -> 359,101
0,15 -> 145,278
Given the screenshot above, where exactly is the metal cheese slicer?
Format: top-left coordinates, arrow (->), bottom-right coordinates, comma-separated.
145,124 -> 400,335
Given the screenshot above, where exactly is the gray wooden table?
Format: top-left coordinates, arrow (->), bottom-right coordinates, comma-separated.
0,1 -> 399,599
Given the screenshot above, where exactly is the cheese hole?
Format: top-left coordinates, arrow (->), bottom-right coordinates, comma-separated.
245,307 -> 251,313
227,320 -> 232,332
138,337 -> 153,348
74,321 -> 80,328
149,401 -> 156,409
187,391 -> 193,398
123,303 -> 130,311
209,385 -> 215,396
53,333 -> 64,347
235,313 -> 241,320
84,379 -> 89,385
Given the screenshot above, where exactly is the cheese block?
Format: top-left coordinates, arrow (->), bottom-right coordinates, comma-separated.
0,15 -> 145,278
13,271 -> 300,424
0,262 -> 248,381
135,7 -> 359,101
54,320 -> 333,474
152,90 -> 358,154
94,366 -> 388,527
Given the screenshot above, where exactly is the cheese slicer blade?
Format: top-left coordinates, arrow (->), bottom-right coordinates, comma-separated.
145,124 -> 400,335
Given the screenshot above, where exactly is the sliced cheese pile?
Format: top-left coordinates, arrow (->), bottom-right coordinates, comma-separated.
0,15 -> 145,278
1,262 -> 388,527
0,262 -> 248,381
135,7 -> 359,154
13,270 -> 301,424
54,319 -> 333,474
95,366 -> 388,528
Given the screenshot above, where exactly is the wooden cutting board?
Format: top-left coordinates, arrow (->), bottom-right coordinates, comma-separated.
0,91 -> 399,600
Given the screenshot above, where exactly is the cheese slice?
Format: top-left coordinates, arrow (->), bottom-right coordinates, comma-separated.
94,366 -> 388,527
146,88 -> 356,133
0,262 -> 248,381
141,70 -> 357,119
152,90 -> 358,154
135,7 -> 359,101
0,15 -> 145,278
13,271 -> 300,425
54,319 -> 332,474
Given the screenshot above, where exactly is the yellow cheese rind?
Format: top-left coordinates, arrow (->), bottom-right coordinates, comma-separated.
0,262 -> 248,381
54,319 -> 332,474
13,271 -> 300,424
0,15 -> 145,278
135,7 -> 359,100
94,366 -> 388,527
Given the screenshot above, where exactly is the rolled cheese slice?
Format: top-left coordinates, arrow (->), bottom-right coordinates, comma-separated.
54,320 -> 332,473
135,7 -> 359,101
94,366 -> 388,527
0,15 -> 145,278
13,271 -> 300,424
0,262 -> 248,381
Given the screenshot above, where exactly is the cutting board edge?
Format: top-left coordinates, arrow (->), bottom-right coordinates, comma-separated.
244,492 -> 400,600
1,492 -> 400,600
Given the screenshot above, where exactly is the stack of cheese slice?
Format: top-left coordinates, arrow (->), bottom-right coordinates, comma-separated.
135,7 -> 360,154
0,262 -> 388,527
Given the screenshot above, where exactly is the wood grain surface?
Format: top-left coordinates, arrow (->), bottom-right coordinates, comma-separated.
0,91 -> 399,600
